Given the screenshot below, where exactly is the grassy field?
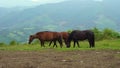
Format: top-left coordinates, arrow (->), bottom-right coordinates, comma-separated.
0,39 -> 120,68
0,39 -> 120,51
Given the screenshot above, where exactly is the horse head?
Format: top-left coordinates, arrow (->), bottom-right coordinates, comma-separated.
28,35 -> 36,44
66,40 -> 71,48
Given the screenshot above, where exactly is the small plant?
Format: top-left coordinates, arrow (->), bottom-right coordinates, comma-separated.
0,42 -> 6,46
9,40 -> 18,45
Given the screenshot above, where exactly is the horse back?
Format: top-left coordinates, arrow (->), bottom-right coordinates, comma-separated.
69,30 -> 94,40
36,31 -> 61,41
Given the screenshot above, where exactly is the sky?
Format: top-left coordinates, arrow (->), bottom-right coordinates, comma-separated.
0,0 -> 104,8
0,0 -> 65,8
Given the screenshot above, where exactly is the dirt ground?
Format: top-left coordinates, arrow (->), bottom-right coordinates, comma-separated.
0,49 -> 120,68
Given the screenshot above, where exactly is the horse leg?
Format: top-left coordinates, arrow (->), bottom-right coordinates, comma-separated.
64,39 -> 68,45
92,41 -> 95,48
73,41 -> 76,48
58,39 -> 63,48
43,41 -> 45,47
92,35 -> 95,48
49,40 -> 53,47
64,39 -> 68,47
88,36 -> 95,48
55,41 -> 57,48
53,40 -> 57,48
90,40 -> 94,48
40,41 -> 43,47
77,41 -> 80,48
88,40 -> 92,48
92,39 -> 95,48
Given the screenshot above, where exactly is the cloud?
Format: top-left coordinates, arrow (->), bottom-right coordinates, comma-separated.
31,0 -> 39,2
31,0 -> 65,3
94,0 -> 103,2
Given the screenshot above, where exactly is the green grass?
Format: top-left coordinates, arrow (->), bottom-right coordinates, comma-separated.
0,39 -> 120,51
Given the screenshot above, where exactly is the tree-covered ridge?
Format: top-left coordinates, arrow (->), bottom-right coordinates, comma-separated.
0,27 -> 120,44
0,0 -> 120,43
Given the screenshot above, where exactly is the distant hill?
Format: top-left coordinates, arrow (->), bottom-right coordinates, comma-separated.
0,0 -> 120,43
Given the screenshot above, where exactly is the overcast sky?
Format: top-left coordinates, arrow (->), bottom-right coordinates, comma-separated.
0,0 -> 65,8
0,0 -> 104,8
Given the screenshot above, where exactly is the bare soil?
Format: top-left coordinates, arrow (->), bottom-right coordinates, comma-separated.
0,49 -> 120,68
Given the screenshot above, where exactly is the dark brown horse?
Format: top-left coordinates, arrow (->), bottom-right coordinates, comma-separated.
66,30 -> 95,48
28,31 -> 63,48
49,32 -> 69,47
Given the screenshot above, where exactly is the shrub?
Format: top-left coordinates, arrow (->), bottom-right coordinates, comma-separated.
92,27 -> 120,40
103,28 -> 120,39
92,27 -> 104,41
0,42 -> 6,46
9,40 -> 18,45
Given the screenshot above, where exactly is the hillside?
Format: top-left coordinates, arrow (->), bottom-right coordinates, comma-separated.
0,0 -> 120,43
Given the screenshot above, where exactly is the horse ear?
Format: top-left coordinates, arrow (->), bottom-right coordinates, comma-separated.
30,35 -> 34,37
30,35 -> 36,38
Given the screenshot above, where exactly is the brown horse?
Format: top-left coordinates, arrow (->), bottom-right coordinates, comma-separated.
66,30 -> 95,48
28,31 -> 63,48
49,32 -> 69,47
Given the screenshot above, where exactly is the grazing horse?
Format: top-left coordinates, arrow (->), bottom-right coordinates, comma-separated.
28,31 -> 63,48
66,30 -> 95,48
49,32 -> 69,47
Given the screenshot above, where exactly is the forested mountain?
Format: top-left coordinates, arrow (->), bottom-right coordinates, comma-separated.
0,0 -> 120,43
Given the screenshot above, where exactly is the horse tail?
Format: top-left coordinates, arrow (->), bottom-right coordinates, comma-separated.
92,32 -> 95,47
87,31 -> 95,48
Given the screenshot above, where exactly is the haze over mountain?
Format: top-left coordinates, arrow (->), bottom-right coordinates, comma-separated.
0,0 -> 120,43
